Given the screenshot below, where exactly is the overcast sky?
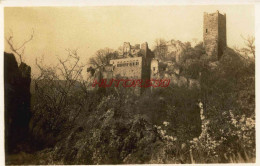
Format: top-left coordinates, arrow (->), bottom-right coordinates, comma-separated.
4,5 -> 255,76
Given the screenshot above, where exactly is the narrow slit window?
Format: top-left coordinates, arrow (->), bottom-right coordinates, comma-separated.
206,29 -> 208,33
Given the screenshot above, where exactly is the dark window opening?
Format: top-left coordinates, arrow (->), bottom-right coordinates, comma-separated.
206,29 -> 208,33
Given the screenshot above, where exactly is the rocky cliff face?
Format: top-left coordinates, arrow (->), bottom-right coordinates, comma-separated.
4,52 -> 31,153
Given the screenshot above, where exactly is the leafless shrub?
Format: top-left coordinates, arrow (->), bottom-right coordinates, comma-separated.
88,48 -> 116,69
5,29 -> 34,65
234,35 -> 255,59
31,49 -> 92,143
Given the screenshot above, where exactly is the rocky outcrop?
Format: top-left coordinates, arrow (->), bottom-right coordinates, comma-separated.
151,60 -> 200,89
4,52 -> 31,153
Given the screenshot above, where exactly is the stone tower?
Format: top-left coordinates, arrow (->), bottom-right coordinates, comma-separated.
203,10 -> 227,60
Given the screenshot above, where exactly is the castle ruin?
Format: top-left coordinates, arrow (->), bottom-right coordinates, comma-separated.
203,10 -> 227,60
94,11 -> 227,94
96,42 -> 154,95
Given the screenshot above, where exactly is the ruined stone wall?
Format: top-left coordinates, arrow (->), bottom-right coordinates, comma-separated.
154,40 -> 187,63
121,42 -> 142,57
166,40 -> 186,63
123,42 -> 131,56
111,42 -> 154,80
110,57 -> 143,79
108,57 -> 143,95
203,11 -> 226,60
100,42 -> 154,95
141,42 -> 148,58
151,59 -> 159,79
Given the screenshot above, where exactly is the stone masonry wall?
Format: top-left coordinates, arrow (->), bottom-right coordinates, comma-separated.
203,11 -> 219,59
110,57 -> 143,95
218,13 -> 227,59
203,11 -> 226,60
98,42 -> 154,95
110,57 -> 143,79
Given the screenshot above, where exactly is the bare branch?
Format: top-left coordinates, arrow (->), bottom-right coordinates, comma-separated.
240,35 -> 255,58
5,29 -> 34,64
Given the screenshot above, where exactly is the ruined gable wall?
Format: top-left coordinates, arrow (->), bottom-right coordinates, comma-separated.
151,59 -> 159,79
166,40 -> 186,62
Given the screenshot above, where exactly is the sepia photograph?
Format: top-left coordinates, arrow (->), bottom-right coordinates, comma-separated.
1,2 -> 257,165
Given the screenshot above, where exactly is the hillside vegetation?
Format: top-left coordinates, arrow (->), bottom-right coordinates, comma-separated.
6,39 -> 255,164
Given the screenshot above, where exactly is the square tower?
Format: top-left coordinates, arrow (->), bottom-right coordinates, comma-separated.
203,10 -> 227,60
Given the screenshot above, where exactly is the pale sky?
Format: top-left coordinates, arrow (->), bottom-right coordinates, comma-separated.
4,5 -> 255,76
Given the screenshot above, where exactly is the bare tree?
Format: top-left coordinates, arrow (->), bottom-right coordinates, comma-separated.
234,35 -> 255,59
5,29 -> 34,64
241,35 -> 255,58
33,49 -> 91,127
87,48 -> 118,77
88,48 -> 116,68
